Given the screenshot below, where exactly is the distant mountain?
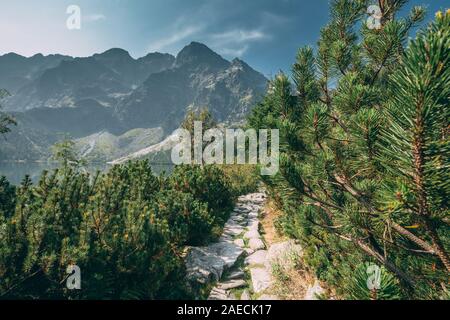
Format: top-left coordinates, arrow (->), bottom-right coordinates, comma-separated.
115,42 -> 267,131
0,42 -> 267,162
0,53 -> 72,94
3,49 -> 175,111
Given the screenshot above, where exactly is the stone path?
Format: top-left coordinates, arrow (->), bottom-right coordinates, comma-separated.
185,191 -> 324,300
185,193 -> 265,288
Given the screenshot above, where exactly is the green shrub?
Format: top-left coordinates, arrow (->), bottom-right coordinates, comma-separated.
220,164 -> 260,197
0,160 -> 234,299
152,189 -> 214,246
169,165 -> 233,225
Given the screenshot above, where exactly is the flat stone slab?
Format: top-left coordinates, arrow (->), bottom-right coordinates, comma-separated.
185,242 -> 244,284
219,234 -> 234,243
208,288 -> 231,300
231,215 -> 247,222
223,224 -> 246,238
226,270 -> 245,280
218,279 -> 247,290
245,250 -> 268,266
244,230 -> 260,240
212,242 -> 245,269
250,267 -> 273,293
234,239 -> 245,247
245,248 -> 255,255
249,238 -> 266,250
247,220 -> 259,232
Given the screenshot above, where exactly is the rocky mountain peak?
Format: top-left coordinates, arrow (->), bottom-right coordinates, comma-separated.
0,52 -> 26,62
96,48 -> 132,59
138,52 -> 175,66
175,42 -> 229,70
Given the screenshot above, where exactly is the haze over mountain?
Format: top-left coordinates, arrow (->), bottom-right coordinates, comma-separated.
0,42 -> 267,162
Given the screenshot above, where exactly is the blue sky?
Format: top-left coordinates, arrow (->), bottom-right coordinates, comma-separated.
0,0 -> 447,76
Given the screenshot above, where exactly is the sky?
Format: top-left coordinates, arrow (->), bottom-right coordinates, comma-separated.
0,0 -> 447,76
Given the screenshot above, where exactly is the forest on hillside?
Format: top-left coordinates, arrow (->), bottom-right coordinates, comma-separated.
0,0 -> 449,300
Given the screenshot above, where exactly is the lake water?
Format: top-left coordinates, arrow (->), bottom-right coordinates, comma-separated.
0,161 -> 173,185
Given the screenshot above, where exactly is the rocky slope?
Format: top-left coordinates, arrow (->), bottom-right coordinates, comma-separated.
0,53 -> 72,95
114,42 -> 267,131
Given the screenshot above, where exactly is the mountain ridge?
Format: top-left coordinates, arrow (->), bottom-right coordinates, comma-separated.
0,42 -> 268,161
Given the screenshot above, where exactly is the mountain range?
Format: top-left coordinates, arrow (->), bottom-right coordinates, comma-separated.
0,42 -> 267,162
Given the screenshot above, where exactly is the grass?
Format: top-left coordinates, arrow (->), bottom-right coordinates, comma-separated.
220,164 -> 260,197
259,200 -> 286,246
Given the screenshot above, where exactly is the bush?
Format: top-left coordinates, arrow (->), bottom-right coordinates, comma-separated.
152,189 -> 214,246
0,160 -> 234,299
220,164 -> 260,197
169,165 -> 233,226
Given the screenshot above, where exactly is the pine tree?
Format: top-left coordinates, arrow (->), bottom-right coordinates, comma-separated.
379,11 -> 450,271
51,137 -> 86,169
249,1 -> 448,298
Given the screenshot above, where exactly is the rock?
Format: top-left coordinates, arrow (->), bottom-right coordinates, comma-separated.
218,279 -> 246,290
208,288 -> 231,300
223,223 -> 245,238
250,267 -> 273,293
234,207 -> 250,214
231,218 -> 247,227
212,242 -> 245,269
244,230 -> 260,240
185,248 -> 225,283
185,191 -> 269,297
245,250 -> 268,266
257,294 -> 279,300
231,214 -> 246,222
185,242 -> 244,283
304,281 -> 325,300
219,234 -> 234,243
244,248 -> 255,255
226,270 -> 245,280
240,290 -> 251,300
249,238 -> 266,250
234,239 -> 245,248
247,219 -> 259,232
248,211 -> 259,219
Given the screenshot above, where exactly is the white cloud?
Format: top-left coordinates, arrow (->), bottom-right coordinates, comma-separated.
212,30 -> 267,43
147,25 -> 203,52
209,29 -> 269,58
219,45 -> 249,57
